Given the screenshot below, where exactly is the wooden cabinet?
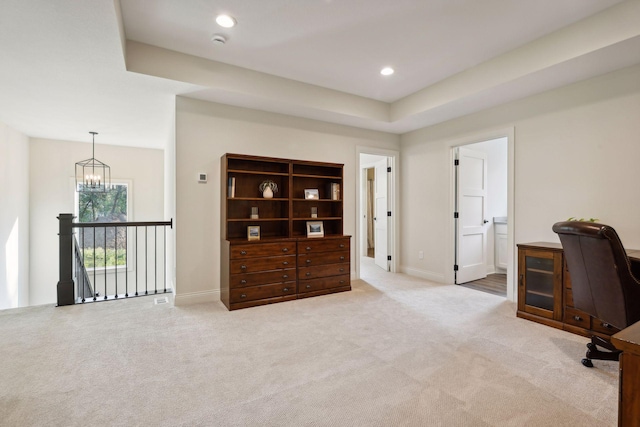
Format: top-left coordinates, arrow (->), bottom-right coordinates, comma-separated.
517,244 -> 563,327
611,322 -> 640,427
220,154 -> 350,310
517,242 -> 620,339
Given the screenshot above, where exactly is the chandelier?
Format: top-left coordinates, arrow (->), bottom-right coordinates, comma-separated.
75,132 -> 111,193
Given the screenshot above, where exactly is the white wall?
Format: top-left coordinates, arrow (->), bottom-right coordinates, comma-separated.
0,122 -> 29,309
400,64 -> 640,292
29,138 -> 165,306
175,98 -> 400,305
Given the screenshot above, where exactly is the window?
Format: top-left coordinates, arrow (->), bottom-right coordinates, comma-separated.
75,182 -> 129,269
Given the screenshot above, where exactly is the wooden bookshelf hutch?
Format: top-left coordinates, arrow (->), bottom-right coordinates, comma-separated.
220,153 -> 351,310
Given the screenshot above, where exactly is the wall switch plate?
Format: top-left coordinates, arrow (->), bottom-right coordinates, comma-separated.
418,251 -> 424,259
198,173 -> 208,183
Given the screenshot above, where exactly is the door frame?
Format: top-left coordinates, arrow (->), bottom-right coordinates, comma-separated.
447,128 -> 516,301
355,146 -> 399,279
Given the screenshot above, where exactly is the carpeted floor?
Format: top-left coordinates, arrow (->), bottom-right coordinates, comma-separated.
0,258 -> 618,426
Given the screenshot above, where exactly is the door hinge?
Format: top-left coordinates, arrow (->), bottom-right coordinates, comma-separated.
387,166 -> 391,172
454,159 -> 459,166
387,255 -> 392,261
454,212 -> 459,218
387,211 -> 392,217
454,264 -> 459,271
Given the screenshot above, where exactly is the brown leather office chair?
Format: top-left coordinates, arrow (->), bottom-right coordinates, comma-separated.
552,221 -> 640,367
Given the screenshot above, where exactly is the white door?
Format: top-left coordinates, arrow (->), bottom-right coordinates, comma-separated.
456,147 -> 488,284
374,158 -> 388,271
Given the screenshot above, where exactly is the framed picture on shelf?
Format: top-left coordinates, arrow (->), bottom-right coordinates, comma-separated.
304,189 -> 319,200
306,221 -> 324,238
247,225 -> 260,241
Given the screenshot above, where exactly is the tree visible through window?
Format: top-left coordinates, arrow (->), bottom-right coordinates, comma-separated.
77,183 -> 128,268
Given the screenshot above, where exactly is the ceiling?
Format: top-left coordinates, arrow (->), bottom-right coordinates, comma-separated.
1,0 -> 639,149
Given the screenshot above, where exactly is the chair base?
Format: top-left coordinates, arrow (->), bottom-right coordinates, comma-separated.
582,336 -> 621,368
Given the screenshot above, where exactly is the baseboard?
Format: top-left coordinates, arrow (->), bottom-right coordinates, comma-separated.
173,289 -> 220,306
400,266 -> 445,283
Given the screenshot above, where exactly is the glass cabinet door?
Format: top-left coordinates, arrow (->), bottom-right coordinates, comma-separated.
518,248 -> 563,320
524,255 -> 554,310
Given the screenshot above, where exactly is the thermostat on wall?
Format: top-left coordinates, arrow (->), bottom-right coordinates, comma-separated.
198,173 -> 208,183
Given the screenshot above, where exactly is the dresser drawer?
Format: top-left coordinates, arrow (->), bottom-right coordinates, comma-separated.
298,274 -> 350,294
591,317 -> 620,335
564,307 -> 591,329
298,238 -> 350,254
230,282 -> 296,304
230,255 -> 295,274
230,269 -> 296,288
231,242 -> 295,259
299,263 -> 349,280
298,250 -> 349,267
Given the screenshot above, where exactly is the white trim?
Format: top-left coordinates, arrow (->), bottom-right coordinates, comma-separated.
446,127 -> 516,302
355,146 -> 400,279
173,289 -> 221,306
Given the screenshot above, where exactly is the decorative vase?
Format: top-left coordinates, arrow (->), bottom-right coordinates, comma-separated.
263,187 -> 273,198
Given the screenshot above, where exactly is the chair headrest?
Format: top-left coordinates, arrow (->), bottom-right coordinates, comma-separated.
552,221 -> 611,239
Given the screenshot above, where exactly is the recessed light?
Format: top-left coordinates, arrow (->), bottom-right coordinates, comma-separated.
216,14 -> 236,28
380,67 -> 394,76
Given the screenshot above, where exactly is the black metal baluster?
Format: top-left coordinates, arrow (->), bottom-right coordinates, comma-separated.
163,225 -> 167,293
114,226 -> 118,299
145,226 -> 148,295
135,226 -> 139,296
81,228 -> 86,303
93,227 -> 97,301
154,226 -> 157,294
125,226 -> 129,297
104,226 -> 107,300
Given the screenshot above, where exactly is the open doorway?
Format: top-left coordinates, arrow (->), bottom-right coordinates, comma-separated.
454,137 -> 508,297
356,148 -> 399,279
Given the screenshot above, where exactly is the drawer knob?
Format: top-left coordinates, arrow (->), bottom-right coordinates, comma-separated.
283,274 -> 288,279
240,250 -> 247,255
306,259 -> 311,264
602,322 -> 612,329
306,285 -> 311,289
282,248 -> 289,252
240,279 -> 247,284
574,315 -> 583,322
283,261 -> 289,265
306,246 -> 311,251
339,244 -> 345,248
306,272 -> 311,277
339,268 -> 344,272
241,265 -> 247,270
340,256 -> 345,261
240,294 -> 247,298
339,280 -> 345,284
283,287 -> 289,292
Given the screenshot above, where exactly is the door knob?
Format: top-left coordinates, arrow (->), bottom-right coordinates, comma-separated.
483,219 -> 489,224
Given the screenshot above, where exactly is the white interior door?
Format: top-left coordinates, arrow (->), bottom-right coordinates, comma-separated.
374,158 -> 388,271
456,147 -> 488,284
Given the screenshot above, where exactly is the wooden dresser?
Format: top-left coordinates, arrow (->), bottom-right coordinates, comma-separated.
220,153 -> 351,310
